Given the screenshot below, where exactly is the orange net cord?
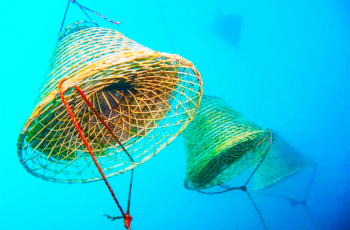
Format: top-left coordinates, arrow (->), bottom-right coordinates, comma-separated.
58,78 -> 132,229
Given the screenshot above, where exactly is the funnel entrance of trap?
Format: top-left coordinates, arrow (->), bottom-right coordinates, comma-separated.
183,95 -> 272,190
102,80 -> 134,93
185,131 -> 270,189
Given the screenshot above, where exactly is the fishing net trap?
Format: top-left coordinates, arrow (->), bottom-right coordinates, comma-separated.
182,94 -> 272,229
17,1 -> 202,229
17,20 -> 202,184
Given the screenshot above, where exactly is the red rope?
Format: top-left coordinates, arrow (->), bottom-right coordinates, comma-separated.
124,215 -> 132,230
58,79 -> 131,228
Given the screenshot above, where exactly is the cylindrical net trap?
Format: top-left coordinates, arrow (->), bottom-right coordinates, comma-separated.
182,94 -> 272,190
254,132 -> 315,190
17,21 -> 202,184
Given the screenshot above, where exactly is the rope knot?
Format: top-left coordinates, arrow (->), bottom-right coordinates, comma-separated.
240,186 -> 247,192
124,214 -> 132,229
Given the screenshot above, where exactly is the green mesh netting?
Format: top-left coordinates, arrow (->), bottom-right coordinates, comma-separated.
254,132 -> 315,190
182,94 -> 272,190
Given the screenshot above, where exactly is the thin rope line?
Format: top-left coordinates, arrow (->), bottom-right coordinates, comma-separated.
254,192 -> 318,229
204,85 -> 211,95
58,79 -> 126,219
255,164 -> 318,229
304,164 -> 317,202
70,0 -> 121,26
218,181 -> 230,190
197,186 -> 243,194
158,0 -> 176,53
254,192 -> 299,204
255,165 -> 316,204
303,165 -> 318,229
58,0 -> 71,37
79,4 -> 93,21
127,169 -> 134,214
305,204 -> 318,229
246,191 -> 268,230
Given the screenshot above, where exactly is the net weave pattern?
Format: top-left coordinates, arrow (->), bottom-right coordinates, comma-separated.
254,132 -> 315,190
17,21 -> 202,184
183,95 -> 271,190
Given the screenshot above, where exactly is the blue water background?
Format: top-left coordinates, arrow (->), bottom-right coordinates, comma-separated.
0,0 -> 349,229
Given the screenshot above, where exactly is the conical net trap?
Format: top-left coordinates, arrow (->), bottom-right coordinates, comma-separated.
182,95 -> 272,190
17,21 -> 202,184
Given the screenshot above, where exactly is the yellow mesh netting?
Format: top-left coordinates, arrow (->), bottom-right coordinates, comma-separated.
182,95 -> 272,190
254,132 -> 315,190
17,21 -> 202,184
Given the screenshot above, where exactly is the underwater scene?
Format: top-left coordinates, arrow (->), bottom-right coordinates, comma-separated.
0,0 -> 349,229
